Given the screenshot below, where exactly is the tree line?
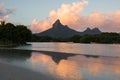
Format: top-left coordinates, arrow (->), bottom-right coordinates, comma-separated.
0,21 -> 32,45
32,33 -> 120,44
69,33 -> 120,43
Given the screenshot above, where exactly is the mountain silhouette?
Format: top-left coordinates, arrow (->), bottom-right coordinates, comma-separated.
39,51 -> 78,64
36,19 -> 101,37
83,27 -> 101,35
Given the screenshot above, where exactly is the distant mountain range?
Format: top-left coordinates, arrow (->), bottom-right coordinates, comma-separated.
36,19 -> 101,37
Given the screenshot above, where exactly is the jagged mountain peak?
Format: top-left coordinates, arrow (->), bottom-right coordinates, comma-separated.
36,20 -> 102,37
84,27 -> 92,33
86,27 -> 91,30
53,19 -> 63,28
92,27 -> 101,33
54,19 -> 61,24
92,27 -> 100,30
83,27 -> 101,34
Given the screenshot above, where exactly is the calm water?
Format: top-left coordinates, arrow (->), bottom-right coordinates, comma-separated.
0,42 -> 120,80
15,42 -> 120,57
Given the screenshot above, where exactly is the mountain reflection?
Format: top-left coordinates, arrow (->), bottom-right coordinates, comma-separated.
30,52 -> 120,80
38,51 -> 78,64
30,52 -> 82,80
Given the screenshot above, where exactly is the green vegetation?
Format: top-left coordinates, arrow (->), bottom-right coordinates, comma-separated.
70,33 -> 120,44
32,33 -> 120,44
0,21 -> 32,46
32,35 -> 69,42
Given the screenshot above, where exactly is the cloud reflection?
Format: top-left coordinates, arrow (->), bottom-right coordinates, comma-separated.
30,52 -> 120,80
30,52 -> 82,80
56,60 -> 82,80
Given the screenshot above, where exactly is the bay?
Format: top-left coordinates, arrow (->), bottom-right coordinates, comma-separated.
0,42 -> 120,80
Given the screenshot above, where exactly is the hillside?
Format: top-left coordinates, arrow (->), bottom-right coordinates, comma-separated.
36,19 -> 101,37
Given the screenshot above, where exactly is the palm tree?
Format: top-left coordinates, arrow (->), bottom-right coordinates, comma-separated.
0,20 -> 5,26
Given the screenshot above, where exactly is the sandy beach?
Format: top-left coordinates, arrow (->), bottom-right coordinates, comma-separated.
0,62 -> 53,80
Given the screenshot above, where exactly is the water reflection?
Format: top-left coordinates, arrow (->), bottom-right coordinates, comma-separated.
30,52 -> 82,80
29,43 -> 120,57
0,49 -> 31,61
31,52 -> 120,80
0,49 -> 120,80
39,51 -> 77,64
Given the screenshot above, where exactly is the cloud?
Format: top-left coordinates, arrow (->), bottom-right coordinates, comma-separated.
31,19 -> 53,33
30,0 -> 88,33
83,11 -> 120,32
30,0 -> 120,33
48,0 -> 88,25
0,3 -> 15,21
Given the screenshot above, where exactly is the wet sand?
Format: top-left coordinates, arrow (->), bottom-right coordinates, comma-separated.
0,62 -> 54,80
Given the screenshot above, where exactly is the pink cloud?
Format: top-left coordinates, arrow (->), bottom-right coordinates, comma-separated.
77,11 -> 120,32
31,19 -> 53,33
30,0 -> 88,33
30,0 -> 120,33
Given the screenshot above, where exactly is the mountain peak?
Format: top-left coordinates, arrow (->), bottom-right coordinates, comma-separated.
53,19 -> 63,28
92,27 -> 101,33
37,20 -> 102,37
92,27 -> 100,30
86,27 -> 91,30
55,19 -> 61,24
84,27 -> 91,32
83,27 -> 101,34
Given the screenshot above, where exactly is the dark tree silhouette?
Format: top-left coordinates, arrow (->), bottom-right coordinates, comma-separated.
0,21 -> 32,45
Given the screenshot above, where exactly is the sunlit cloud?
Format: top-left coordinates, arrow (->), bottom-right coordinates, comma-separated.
31,19 -> 54,33
0,3 -> 15,21
82,11 -> 120,32
30,0 -> 88,33
30,0 -> 120,33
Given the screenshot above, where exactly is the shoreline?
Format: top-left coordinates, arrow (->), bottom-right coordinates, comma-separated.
0,43 -> 31,48
0,48 -> 119,58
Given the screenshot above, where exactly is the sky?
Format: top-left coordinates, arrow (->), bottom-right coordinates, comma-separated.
0,0 -> 120,33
